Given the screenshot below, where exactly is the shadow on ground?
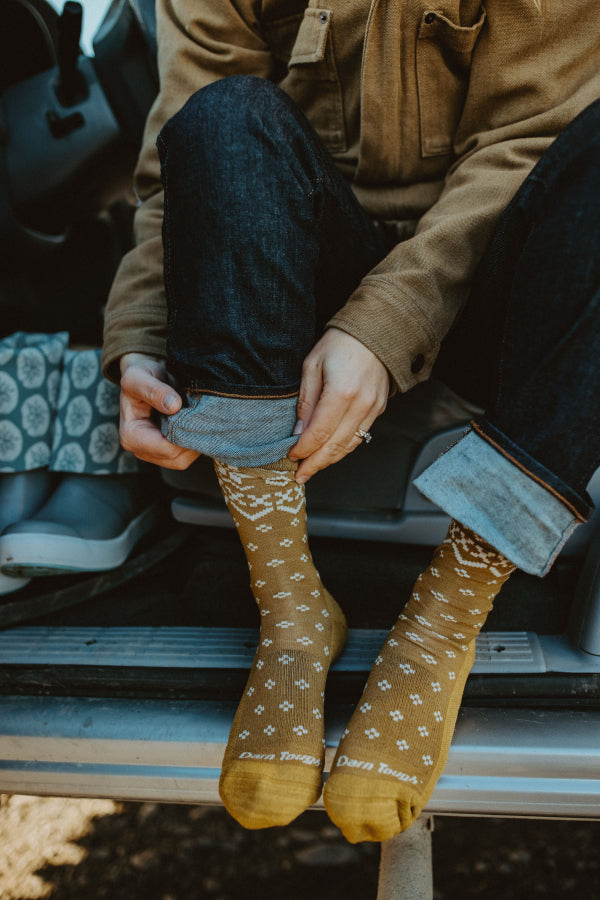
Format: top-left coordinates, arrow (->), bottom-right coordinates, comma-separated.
2,798 -> 599,900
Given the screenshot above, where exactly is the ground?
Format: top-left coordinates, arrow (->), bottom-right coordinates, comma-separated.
0,794 -> 599,899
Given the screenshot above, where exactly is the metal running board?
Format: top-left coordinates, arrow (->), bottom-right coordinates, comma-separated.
474,632 -> 546,673
0,626 -> 597,674
0,696 -> 599,818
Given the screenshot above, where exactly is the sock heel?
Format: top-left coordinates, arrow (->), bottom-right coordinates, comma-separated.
323,590 -> 348,662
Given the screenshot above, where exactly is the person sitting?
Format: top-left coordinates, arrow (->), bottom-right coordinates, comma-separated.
102,0 -> 600,842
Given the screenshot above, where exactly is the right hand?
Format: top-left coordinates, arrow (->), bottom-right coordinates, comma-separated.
119,353 -> 200,469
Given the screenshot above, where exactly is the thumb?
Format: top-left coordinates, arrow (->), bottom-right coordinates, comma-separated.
121,366 -> 182,415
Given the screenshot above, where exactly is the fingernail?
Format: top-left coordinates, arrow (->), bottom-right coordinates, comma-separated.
293,419 -> 303,435
164,394 -> 178,413
295,473 -> 307,484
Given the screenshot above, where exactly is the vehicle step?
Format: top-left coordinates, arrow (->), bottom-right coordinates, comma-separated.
0,695 -> 599,818
0,626 -> 596,674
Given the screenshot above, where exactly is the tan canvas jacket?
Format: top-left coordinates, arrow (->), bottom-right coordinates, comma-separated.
102,0 -> 600,391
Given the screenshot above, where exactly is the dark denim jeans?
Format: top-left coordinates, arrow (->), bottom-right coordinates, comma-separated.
158,75 -> 600,571
157,76 -> 386,400
436,96 -> 600,523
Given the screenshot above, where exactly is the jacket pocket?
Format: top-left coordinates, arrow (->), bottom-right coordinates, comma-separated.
416,7 -> 486,158
283,7 -> 347,153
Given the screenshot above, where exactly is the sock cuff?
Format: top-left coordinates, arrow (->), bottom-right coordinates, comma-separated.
260,457 -> 299,472
448,519 -> 516,578
215,457 -> 299,475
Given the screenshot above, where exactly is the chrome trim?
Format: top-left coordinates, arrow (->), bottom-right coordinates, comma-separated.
0,698 -> 599,817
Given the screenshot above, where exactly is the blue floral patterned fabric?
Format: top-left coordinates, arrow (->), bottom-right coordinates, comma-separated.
50,349 -> 138,475
0,335 -> 138,475
0,332 -> 69,472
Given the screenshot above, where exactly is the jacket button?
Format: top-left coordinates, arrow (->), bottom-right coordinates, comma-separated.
411,354 -> 425,374
424,12 -> 436,23
319,11 -> 328,24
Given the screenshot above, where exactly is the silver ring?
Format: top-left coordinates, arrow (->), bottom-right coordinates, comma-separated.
355,429 -> 372,444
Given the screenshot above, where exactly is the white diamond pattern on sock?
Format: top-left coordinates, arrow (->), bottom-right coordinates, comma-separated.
324,521 -> 515,843
214,460 -> 348,830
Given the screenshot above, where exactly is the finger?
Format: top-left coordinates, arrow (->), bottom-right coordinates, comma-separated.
293,356 -> 324,437
119,389 -> 197,468
121,367 -> 182,415
295,410 -> 375,483
120,417 -> 200,469
289,384 -> 354,461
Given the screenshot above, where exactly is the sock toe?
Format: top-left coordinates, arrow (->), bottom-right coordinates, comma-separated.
324,774 -> 419,842
219,761 -> 322,829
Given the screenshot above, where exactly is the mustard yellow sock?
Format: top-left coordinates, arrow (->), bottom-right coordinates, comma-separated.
214,458 -> 348,829
323,520 -> 515,842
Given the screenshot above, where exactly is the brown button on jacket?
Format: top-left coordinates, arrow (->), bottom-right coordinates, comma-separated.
101,0 -> 600,392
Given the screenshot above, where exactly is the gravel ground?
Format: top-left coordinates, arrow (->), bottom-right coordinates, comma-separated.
1,795 -> 599,899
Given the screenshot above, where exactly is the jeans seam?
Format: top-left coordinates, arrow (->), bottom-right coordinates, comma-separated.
306,177 -> 327,202
471,421 -> 586,521
542,517 -> 580,576
494,213 -> 522,414
493,180 -> 545,416
186,388 -> 300,400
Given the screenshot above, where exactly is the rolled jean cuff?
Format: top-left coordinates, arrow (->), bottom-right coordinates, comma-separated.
413,427 -> 584,576
161,393 -> 299,467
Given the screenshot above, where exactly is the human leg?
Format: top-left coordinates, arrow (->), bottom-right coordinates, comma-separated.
324,96 -> 600,840
157,75 -> 386,827
420,95 -> 600,574
159,76 -> 386,378
323,520 -> 514,842
214,457 -> 347,828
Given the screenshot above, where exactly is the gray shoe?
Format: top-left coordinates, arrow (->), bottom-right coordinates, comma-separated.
0,474 -> 160,577
0,470 -> 56,593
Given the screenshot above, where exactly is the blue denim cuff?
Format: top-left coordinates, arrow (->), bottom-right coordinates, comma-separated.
414,428 -> 580,576
161,393 -> 299,467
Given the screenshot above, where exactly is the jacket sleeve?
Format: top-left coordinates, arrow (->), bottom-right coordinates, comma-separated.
101,0 -> 276,382
328,0 -> 600,393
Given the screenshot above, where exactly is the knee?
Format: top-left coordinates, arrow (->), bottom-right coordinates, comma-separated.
159,76 -> 290,153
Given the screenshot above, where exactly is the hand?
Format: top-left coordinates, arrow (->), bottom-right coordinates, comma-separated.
119,353 -> 200,469
288,328 -> 389,483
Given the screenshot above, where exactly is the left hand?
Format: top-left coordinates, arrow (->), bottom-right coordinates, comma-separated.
119,353 -> 201,470
288,327 -> 389,483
